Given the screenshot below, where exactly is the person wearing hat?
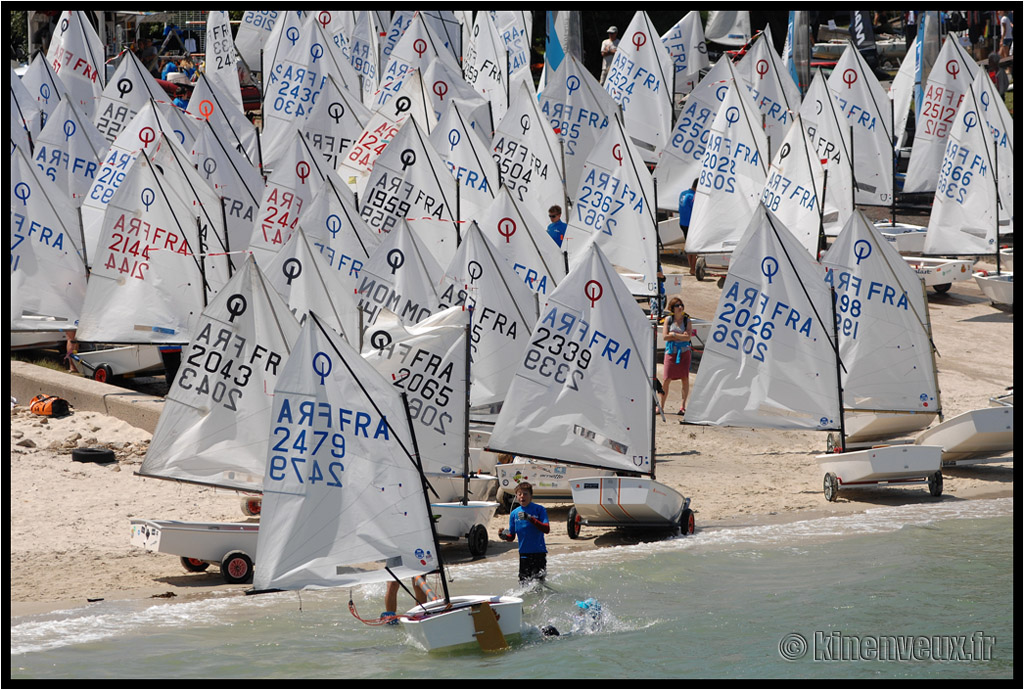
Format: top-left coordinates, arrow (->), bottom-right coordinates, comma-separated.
600,26 -> 620,85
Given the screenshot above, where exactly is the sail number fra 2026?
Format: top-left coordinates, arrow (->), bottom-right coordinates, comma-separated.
711,302 -> 775,361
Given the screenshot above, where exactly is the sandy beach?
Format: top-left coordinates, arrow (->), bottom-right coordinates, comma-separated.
9,251 -> 1013,619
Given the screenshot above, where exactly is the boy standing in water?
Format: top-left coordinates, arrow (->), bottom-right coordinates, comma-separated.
498,482 -> 550,585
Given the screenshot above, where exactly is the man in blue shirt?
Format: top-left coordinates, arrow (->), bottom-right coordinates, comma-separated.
546,205 -> 567,247
679,179 -> 698,275
498,482 -> 550,585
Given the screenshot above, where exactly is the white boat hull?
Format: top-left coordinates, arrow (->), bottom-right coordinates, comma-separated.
816,445 -> 942,485
495,460 -> 614,505
73,345 -> 166,379
468,427 -> 500,474
902,257 -> 975,289
657,216 -> 685,247
842,410 -> 939,445
129,519 -> 259,564
399,595 -> 523,652
431,501 -> 497,541
973,271 -> 1013,309
426,473 -> 497,503
569,476 -> 687,528
915,407 -> 1014,465
876,222 -> 927,255
10,331 -> 67,350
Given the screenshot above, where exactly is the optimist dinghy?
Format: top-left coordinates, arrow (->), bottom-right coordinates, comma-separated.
914,407 -> 1014,466
253,311 -> 521,652
687,205 -> 943,502
488,242 -> 693,538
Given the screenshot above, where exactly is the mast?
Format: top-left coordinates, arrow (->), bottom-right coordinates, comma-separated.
829,287 -> 848,451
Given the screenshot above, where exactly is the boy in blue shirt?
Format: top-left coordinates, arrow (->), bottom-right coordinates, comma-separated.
498,482 -> 550,585
546,206 -> 567,247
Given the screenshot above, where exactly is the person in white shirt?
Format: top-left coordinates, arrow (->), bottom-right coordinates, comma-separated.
600,26 -> 619,85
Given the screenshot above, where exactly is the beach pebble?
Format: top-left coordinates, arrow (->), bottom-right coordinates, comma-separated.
17,439 -> 37,448
66,433 -> 82,443
12,430 -> 23,439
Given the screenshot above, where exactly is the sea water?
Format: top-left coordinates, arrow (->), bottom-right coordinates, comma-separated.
10,498 -> 1014,679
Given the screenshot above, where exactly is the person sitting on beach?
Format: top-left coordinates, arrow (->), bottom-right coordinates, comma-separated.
498,482 -> 549,586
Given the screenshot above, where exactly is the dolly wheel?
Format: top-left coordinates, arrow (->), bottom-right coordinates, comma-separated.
93,364 -> 113,383
928,471 -> 943,497
567,506 -> 582,539
824,472 -> 839,502
220,551 -> 253,584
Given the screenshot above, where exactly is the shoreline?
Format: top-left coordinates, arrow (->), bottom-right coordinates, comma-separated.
10,248 -> 1013,621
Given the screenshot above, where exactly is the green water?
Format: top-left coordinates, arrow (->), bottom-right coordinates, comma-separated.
10,498 -> 1013,679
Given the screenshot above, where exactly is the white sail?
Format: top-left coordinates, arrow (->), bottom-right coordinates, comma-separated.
80,99 -> 198,264
11,65 -> 45,144
705,11 -> 751,47
421,58 -> 493,137
186,73 -> 260,167
139,254 -> 301,491
492,79 -> 566,220
253,311 -> 438,591
972,70 -> 1014,233
733,26 -> 801,158
799,70 -> 856,237
889,35 -> 918,148
45,11 -> 105,120
760,114 -> 825,258
301,74 -> 371,172
260,12 -> 359,174
298,174 -> 381,290
32,97 -> 109,208
437,223 -> 539,409
821,211 -> 939,415
492,11 -> 533,93
654,59 -> 743,212
264,227 -> 361,344
379,11 -> 416,74
538,53 -> 617,197
661,11 -> 710,97
923,84 -> 999,256
338,67 -> 434,194
10,146 -> 87,331
476,185 -> 566,296
376,13 -> 461,113
357,220 -> 443,328
362,306 -> 470,478
826,44 -> 895,205
92,50 -> 176,144
464,11 -> 509,125
429,99 -> 499,224
76,137 -> 220,344
901,37 -> 977,195
189,120 -> 264,257
358,117 -> 460,269
488,242 -> 654,473
602,11 -> 675,162
346,11 -> 386,107
687,204 -> 841,430
18,53 -> 71,132
247,130 -> 324,268
686,71 -> 769,255
203,11 -> 245,113
234,12 -> 280,74
564,115 -> 660,297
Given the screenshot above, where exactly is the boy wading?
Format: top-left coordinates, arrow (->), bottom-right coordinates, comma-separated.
498,482 -> 550,585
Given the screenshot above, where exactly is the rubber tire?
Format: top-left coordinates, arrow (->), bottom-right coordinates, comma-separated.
825,432 -> 839,454
93,364 -> 113,383
72,447 -> 116,464
567,506 -> 582,540
933,283 -> 952,294
928,471 -> 943,497
679,508 -> 695,536
695,258 -> 706,282
240,497 -> 262,517
180,556 -> 210,572
824,472 -> 839,502
220,551 -> 253,584
468,524 -> 488,558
